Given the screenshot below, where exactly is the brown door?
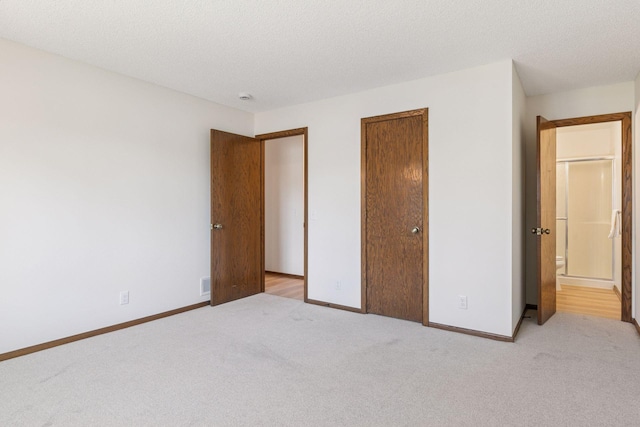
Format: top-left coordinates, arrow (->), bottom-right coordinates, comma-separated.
362,109 -> 428,323
210,129 -> 263,306
536,116 -> 557,325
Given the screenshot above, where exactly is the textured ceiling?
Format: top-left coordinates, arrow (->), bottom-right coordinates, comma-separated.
1,1 -> 640,112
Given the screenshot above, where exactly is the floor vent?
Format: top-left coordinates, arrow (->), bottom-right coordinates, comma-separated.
200,277 -> 211,296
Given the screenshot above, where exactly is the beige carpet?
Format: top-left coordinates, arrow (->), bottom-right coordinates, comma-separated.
1,293 -> 640,426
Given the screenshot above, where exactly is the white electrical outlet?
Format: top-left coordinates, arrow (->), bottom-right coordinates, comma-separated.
119,291 -> 129,305
458,295 -> 467,309
335,280 -> 342,291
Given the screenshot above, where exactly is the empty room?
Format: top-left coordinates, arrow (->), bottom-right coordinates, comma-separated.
2,1 -> 640,425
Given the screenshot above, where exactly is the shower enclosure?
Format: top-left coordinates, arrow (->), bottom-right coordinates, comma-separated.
556,158 -> 614,281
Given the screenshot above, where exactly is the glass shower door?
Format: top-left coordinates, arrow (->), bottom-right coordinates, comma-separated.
566,160 -> 613,279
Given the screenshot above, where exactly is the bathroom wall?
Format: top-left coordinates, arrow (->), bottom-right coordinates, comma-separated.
264,135 -> 305,276
556,122 -> 620,158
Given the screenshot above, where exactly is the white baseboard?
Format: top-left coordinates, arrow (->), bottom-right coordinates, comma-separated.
557,275 -> 614,290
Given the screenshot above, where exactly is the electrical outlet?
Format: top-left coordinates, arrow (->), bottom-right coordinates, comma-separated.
458,295 -> 467,310
119,291 -> 129,305
335,280 -> 342,291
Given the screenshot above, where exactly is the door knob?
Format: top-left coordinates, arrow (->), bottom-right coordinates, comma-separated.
411,226 -> 420,234
213,223 -> 223,230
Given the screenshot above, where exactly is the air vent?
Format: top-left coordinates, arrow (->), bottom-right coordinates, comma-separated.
200,277 -> 211,296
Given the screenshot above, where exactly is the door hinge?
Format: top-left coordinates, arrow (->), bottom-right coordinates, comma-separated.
531,227 -> 550,236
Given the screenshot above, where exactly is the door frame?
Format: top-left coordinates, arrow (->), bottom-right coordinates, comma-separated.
549,112 -> 632,322
255,128 -> 309,301
360,108 -> 429,325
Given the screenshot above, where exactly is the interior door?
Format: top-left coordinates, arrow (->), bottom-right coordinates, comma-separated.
536,116 -> 557,325
210,129 -> 263,306
363,110 -> 428,323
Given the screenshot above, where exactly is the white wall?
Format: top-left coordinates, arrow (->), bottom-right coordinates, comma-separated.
524,82 -> 635,307
264,136 -> 304,276
0,39 -> 253,353
635,71 -> 640,322
512,63 -> 527,332
256,60 -> 517,336
556,122 -> 620,159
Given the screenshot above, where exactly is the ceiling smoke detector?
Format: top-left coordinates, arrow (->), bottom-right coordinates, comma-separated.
238,92 -> 252,101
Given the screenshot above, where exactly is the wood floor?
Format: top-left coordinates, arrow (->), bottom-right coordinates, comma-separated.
265,272 -> 304,301
556,284 -> 621,320
264,275 -> 621,319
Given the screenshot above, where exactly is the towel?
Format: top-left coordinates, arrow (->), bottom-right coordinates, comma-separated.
608,209 -> 621,238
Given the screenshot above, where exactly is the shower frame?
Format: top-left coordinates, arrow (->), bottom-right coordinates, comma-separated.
556,156 -> 616,281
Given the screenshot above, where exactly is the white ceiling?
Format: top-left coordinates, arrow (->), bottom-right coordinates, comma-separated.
2,0 -> 640,113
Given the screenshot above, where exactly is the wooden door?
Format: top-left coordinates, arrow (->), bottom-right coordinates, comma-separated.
210,129 -> 263,306
536,116 -> 557,325
362,109 -> 428,323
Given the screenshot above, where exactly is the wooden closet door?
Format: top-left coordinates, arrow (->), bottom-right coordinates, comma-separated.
362,109 -> 428,323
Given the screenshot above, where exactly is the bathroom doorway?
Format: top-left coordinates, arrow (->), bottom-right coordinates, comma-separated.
554,122 -> 621,319
537,112 -> 632,323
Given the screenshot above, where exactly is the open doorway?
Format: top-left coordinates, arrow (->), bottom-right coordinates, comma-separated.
554,122 -> 622,319
536,112 -> 632,324
257,129 -> 308,302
